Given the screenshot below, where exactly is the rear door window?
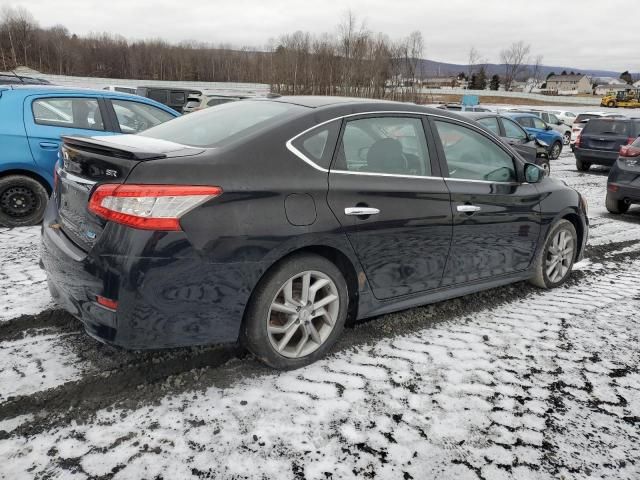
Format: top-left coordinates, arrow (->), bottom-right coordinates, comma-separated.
434,120 -> 516,183
170,91 -> 186,105
32,97 -> 105,131
515,116 -> 533,128
111,99 -> 175,133
334,116 -> 432,176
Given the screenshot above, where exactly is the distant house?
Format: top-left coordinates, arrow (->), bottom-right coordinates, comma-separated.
594,83 -> 635,95
545,74 -> 592,94
421,77 -> 462,89
634,80 -> 640,88
592,76 -> 621,86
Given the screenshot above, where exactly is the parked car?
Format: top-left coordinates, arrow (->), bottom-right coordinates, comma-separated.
549,110 -> 577,126
183,93 -> 246,113
135,86 -> 201,113
606,136 -> 640,213
505,112 -> 564,159
0,85 -> 179,226
0,73 -> 51,86
103,85 -> 137,94
461,112 -> 551,173
574,117 -> 640,171
570,112 -> 626,150
437,103 -> 492,112
518,110 -> 572,145
42,97 -> 589,370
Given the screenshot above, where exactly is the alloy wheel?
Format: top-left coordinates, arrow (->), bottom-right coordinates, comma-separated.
545,229 -> 575,283
551,143 -> 561,159
267,270 -> 340,358
563,132 -> 571,145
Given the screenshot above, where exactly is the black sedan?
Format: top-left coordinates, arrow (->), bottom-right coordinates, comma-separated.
460,112 -> 551,174
606,136 -> 640,213
42,97 -> 589,369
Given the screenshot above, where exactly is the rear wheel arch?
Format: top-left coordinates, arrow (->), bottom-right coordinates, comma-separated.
241,244 -> 360,336
0,168 -> 52,194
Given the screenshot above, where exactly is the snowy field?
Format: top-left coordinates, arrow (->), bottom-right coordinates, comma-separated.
1,150 -> 640,479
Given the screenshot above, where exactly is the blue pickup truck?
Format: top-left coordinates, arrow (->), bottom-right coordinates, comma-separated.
0,85 -> 178,227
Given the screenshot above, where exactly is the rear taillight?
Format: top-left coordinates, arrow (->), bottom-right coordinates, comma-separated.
88,184 -> 222,231
575,134 -> 581,148
620,145 -> 640,157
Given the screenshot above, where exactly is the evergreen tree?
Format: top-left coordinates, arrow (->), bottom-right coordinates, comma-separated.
489,74 -> 500,90
620,71 -> 633,84
561,70 -> 567,75
477,66 -> 487,90
469,74 -> 478,89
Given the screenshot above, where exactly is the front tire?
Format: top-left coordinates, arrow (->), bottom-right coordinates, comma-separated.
529,219 -> 577,289
562,132 -> 571,145
539,160 -> 551,175
242,253 -> 348,370
576,157 -> 591,172
0,175 -> 49,227
605,193 -> 629,214
607,100 -> 616,108
549,141 -> 562,160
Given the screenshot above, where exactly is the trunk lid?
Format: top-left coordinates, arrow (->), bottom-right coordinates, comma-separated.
55,135 -> 204,251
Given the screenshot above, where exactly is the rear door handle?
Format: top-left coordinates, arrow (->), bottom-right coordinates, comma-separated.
39,142 -> 59,150
345,207 -> 380,216
457,205 -> 481,213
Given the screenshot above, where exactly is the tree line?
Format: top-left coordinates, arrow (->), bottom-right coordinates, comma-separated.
1,6 -> 548,100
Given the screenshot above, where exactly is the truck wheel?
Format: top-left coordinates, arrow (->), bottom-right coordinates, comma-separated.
605,193 -> 629,214
0,175 -> 49,227
607,100 -> 616,108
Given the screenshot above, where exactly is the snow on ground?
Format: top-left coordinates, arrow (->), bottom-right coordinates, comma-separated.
0,226 -> 54,321
1,149 -> 640,479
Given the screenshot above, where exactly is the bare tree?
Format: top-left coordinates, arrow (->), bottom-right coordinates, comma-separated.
500,41 -> 531,91
530,54 -> 544,89
467,46 -> 482,86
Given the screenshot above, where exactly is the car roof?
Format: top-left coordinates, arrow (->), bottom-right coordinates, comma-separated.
1,84 -> 142,98
504,112 -> 540,119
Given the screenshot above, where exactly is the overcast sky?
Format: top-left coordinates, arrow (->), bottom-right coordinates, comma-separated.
15,0 -> 639,72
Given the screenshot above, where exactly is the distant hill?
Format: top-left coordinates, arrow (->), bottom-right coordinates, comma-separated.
418,59 -> 629,79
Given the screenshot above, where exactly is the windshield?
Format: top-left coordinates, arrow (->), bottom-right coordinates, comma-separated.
139,100 -> 306,147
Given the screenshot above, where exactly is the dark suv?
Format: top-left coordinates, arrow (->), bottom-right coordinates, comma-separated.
575,118 -> 640,171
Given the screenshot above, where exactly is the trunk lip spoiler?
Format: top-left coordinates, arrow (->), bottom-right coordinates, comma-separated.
61,135 -> 205,161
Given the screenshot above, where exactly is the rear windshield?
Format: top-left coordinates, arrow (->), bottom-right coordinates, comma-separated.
139,100 -> 306,147
583,119 -> 632,136
575,114 -> 601,123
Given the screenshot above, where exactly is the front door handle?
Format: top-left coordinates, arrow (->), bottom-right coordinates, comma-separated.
457,205 -> 481,213
39,142 -> 59,150
345,207 -> 380,216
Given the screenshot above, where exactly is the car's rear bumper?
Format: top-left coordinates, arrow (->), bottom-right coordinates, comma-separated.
607,182 -> 640,204
41,200 -> 262,350
574,148 -> 618,166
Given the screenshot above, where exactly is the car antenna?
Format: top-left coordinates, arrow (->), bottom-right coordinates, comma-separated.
9,70 -> 25,84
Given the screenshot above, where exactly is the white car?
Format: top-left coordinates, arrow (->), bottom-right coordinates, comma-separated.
103,85 -> 137,95
570,111 -> 627,148
549,110 -> 577,126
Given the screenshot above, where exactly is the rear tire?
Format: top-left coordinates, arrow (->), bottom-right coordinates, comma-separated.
576,158 -> 591,172
0,175 -> 49,227
529,219 -> 577,289
550,141 -> 562,160
241,253 -> 348,370
605,193 -> 629,214
562,132 -> 571,145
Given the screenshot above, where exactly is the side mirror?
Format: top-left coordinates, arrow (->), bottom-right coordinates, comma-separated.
524,163 -> 544,183
527,133 -> 536,141
545,125 -> 552,131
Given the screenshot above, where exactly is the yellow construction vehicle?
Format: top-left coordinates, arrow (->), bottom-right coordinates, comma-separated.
600,88 -> 640,108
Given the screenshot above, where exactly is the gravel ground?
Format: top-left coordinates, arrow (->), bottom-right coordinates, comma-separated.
0,151 -> 639,479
